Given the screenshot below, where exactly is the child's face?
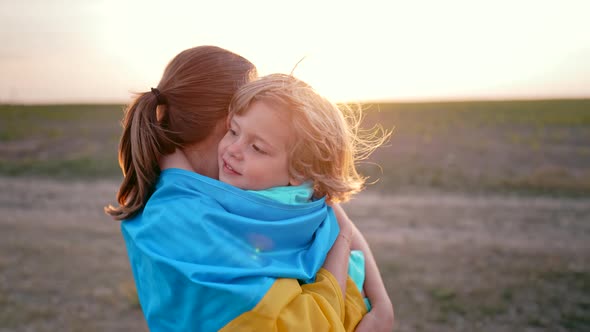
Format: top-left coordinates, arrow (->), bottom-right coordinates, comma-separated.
218,100 -> 299,190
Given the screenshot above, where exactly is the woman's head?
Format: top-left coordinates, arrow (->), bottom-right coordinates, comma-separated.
106,45 -> 257,220
155,46 -> 257,146
224,73 -> 388,203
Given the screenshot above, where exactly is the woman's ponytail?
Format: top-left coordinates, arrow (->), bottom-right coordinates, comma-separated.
105,90 -> 176,220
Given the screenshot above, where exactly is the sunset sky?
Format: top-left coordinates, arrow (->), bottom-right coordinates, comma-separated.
1,0 -> 589,104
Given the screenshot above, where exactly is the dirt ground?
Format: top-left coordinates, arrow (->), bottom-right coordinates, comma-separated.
1,177 -> 589,332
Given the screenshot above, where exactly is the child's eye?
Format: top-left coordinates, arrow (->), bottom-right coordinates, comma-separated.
229,128 -> 237,136
252,145 -> 266,154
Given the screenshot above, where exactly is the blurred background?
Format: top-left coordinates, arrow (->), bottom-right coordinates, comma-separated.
1,1 -> 589,331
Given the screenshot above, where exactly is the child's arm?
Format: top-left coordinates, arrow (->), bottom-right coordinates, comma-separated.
323,210 -> 353,296
331,203 -> 395,332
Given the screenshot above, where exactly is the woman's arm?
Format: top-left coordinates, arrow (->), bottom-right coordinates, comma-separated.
331,203 -> 395,331
351,221 -> 395,331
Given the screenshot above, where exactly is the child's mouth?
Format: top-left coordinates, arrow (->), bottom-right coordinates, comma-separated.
223,160 -> 241,175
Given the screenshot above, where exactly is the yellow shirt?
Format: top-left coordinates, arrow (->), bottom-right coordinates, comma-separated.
220,268 -> 368,331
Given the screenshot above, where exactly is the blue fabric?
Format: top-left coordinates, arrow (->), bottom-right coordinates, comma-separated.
252,182 -> 371,311
121,168 -> 340,332
348,250 -> 366,293
248,181 -> 314,204
349,250 -> 372,311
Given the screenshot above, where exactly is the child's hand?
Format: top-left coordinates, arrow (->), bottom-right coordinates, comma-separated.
355,301 -> 394,332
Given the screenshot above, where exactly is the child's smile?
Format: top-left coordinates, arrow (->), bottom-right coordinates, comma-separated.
221,158 -> 242,175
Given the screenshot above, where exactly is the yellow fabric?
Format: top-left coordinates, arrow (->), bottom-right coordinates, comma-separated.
220,268 -> 368,331
343,276 -> 369,331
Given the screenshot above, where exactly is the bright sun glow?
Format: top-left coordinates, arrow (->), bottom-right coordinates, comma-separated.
1,0 -> 589,103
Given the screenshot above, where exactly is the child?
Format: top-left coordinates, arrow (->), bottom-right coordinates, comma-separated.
217,73 -> 389,311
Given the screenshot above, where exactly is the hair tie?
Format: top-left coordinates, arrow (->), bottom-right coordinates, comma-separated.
151,87 -> 166,105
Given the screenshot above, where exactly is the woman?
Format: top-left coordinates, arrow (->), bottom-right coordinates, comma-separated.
105,45 -> 393,331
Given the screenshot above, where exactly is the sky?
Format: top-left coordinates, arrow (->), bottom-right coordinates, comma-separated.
1,0 -> 589,104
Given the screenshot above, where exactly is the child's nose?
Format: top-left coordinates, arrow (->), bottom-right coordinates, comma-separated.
227,140 -> 243,159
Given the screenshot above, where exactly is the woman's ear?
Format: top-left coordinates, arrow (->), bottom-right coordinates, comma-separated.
289,175 -> 304,186
156,105 -> 166,122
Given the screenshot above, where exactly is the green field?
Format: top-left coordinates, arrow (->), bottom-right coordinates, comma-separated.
0,104 -> 123,178
1,100 -> 589,195
360,99 -> 590,196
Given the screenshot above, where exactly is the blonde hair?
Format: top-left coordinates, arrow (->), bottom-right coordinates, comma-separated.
228,74 -> 389,203
105,46 -> 257,220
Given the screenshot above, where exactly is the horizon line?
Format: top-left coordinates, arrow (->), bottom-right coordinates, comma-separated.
2,95 -> 590,107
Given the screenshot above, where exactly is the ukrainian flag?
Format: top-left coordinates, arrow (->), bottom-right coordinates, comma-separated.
121,168 -> 339,331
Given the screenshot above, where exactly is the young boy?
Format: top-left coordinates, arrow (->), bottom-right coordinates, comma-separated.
218,73 -> 390,315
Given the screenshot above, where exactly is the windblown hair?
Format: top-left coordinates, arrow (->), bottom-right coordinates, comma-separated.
105,46 -> 257,220
228,74 -> 389,203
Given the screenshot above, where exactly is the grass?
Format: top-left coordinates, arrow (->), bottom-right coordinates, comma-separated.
357,99 -> 590,196
381,249 -> 590,332
1,100 -> 589,194
0,104 -> 123,179
0,157 -> 121,179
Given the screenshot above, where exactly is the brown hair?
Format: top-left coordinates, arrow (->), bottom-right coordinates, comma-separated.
105,46 -> 256,220
229,74 -> 389,203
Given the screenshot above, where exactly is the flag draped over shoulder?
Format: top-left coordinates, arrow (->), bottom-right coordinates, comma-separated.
121,168 -> 340,332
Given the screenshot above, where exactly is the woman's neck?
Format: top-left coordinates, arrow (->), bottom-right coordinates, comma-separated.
159,147 -> 219,179
159,149 -> 194,171
160,119 -> 226,179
